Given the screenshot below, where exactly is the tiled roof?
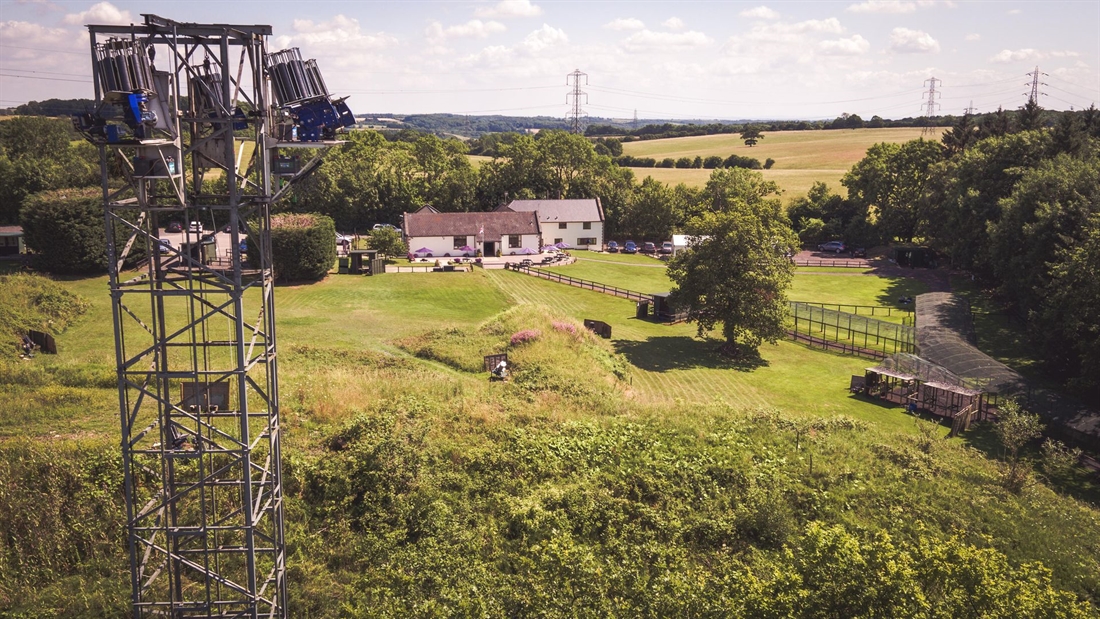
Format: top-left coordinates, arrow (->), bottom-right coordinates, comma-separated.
403,211 -> 540,238
0,226 -> 23,235
500,199 -> 604,222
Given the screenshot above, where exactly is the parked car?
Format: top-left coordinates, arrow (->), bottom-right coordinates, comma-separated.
642,242 -> 656,254
166,221 -> 183,233
851,247 -> 867,258
623,240 -> 637,254
158,239 -> 172,254
189,221 -> 204,234
606,241 -> 619,253
817,240 -> 846,253
660,241 -> 674,255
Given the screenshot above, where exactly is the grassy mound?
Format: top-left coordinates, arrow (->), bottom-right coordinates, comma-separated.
0,272 -> 88,350
398,305 -> 630,403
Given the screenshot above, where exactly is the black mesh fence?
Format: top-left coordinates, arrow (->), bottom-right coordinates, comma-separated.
788,302 -> 916,358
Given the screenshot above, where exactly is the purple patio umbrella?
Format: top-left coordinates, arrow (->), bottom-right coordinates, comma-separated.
518,247 -> 538,255
555,242 -> 572,249
541,245 -> 559,252
459,245 -> 476,252
414,247 -> 434,255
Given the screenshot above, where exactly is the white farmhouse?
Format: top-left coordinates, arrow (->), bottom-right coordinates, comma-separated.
402,207 -> 542,257
496,199 -> 604,250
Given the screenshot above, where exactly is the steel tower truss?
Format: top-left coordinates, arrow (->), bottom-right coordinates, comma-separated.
84,15 -> 289,618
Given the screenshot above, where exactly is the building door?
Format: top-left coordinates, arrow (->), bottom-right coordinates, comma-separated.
484,241 -> 496,256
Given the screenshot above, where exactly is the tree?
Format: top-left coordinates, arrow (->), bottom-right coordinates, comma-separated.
1017,99 -> 1044,132
1038,213 -> 1100,399
367,227 -> 407,258
919,130 -> 1051,272
994,399 -> 1043,493
987,153 -> 1100,316
534,130 -> 596,199
942,112 -> 978,155
668,169 -> 798,356
740,125 -> 764,147
616,177 -> 681,242
0,117 -> 98,224
979,106 -> 1012,139
841,139 -> 943,244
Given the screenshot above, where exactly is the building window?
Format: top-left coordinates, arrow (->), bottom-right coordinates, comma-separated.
583,222 -> 592,230
453,236 -> 468,249
558,222 -> 567,229
578,237 -> 597,246
508,235 -> 520,248
554,238 -> 563,245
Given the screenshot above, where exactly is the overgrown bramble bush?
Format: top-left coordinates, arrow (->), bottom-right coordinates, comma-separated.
509,329 -> 541,346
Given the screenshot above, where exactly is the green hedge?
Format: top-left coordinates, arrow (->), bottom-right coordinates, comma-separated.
20,187 -> 144,275
269,213 -> 336,282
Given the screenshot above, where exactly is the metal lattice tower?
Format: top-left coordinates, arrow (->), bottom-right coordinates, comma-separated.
1025,65 -> 1048,104
921,77 -> 941,136
81,15 -> 295,618
566,69 -> 588,134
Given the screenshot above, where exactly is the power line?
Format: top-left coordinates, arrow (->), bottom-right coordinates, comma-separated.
0,67 -> 91,78
0,43 -> 86,56
0,73 -> 92,84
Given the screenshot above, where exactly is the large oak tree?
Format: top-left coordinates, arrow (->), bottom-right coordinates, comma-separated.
668,168 -> 798,356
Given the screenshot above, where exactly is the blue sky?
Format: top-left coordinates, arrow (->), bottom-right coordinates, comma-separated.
2,0 -> 1097,120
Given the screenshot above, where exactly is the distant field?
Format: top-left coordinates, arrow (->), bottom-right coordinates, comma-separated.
631,167 -> 845,201
620,127 -> 945,198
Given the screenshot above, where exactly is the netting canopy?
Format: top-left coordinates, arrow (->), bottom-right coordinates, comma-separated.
914,293 -> 1026,395
874,353 -> 982,395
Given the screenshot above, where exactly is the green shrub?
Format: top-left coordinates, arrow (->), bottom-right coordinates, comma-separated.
268,212 -> 337,281
19,187 -> 145,274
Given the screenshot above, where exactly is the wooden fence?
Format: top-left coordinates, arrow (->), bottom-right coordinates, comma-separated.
508,263 -> 650,302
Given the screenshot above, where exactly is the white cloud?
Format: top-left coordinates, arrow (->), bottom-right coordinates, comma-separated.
62,2 -> 132,25
819,34 -> 870,56
603,18 -> 645,31
426,19 -> 506,44
990,48 -> 1080,64
521,24 -> 567,53
889,27 -> 940,53
284,15 -> 398,51
621,29 -> 712,53
846,0 -> 915,14
740,6 -> 780,19
965,33 -> 980,41
475,0 -> 543,19
662,17 -> 685,31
